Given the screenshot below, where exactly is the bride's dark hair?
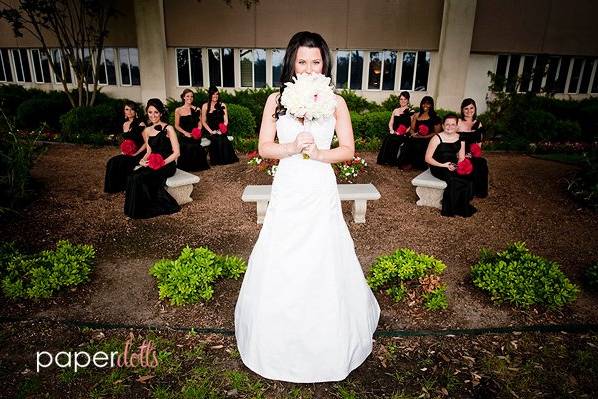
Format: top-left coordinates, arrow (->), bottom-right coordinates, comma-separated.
275,31 -> 332,118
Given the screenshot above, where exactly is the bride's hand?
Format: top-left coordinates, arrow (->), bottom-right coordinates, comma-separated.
293,132 -> 314,154
303,143 -> 320,160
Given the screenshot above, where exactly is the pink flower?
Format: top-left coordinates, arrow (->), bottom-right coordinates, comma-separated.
418,125 -> 429,135
396,125 -> 407,135
120,139 -> 137,156
456,159 -> 473,175
191,127 -> 202,140
148,153 -> 165,170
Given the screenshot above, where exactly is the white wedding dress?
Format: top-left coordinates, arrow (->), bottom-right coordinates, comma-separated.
234,113 -> 380,383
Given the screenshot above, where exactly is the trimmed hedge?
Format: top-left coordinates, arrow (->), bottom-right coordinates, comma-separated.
16,96 -> 71,130
59,104 -> 123,144
227,103 -> 256,139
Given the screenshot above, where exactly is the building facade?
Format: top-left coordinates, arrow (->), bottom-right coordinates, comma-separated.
1,0 -> 597,113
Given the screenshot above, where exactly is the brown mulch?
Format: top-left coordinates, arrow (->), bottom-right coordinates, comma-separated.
1,144 -> 597,332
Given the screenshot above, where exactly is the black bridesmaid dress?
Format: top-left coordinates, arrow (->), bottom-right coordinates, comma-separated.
204,104 -> 239,165
429,135 -> 476,217
377,109 -> 412,166
104,119 -> 146,193
124,125 -> 181,219
459,122 -> 489,198
177,107 -> 210,172
409,116 -> 440,170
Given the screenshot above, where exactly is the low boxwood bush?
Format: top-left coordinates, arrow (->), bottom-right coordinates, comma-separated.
357,111 -> 392,141
585,261 -> 598,291
471,242 -> 579,308
227,103 -> 256,139
338,89 -> 381,113
367,248 -> 448,311
0,240 -> 95,299
16,95 -> 71,130
59,104 -> 122,144
149,246 -> 247,306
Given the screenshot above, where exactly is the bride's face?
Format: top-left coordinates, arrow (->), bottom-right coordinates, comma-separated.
294,46 -> 323,75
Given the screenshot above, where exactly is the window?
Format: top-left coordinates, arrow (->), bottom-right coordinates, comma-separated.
400,51 -> 430,91
272,49 -> 285,87
579,58 -> 595,94
349,51 -> 363,90
208,48 -> 234,87
240,49 -> 266,88
98,48 -> 117,85
335,50 -> 350,89
119,48 -> 140,86
51,49 -> 72,83
367,51 -> 397,90
520,55 -> 535,92
176,48 -> 203,87
335,50 -> 364,90
0,48 -> 13,82
31,49 -> 52,83
82,48 -> 94,83
505,55 -> 520,92
12,49 -> 32,82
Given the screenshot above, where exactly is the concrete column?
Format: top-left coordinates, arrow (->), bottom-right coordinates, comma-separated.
133,0 -> 167,104
433,0 -> 477,112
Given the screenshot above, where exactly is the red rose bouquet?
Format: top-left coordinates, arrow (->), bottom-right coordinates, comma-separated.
120,139 -> 137,156
396,125 -> 407,135
470,143 -> 482,158
191,127 -> 202,140
148,153 -> 165,170
456,158 -> 473,175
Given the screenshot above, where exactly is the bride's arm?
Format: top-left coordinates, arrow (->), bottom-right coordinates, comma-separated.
258,93 -> 313,160
304,95 -> 354,163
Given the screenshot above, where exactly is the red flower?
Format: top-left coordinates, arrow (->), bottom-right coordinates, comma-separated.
219,123 -> 228,134
247,150 -> 258,158
191,127 -> 202,140
120,139 -> 137,156
396,125 -> 407,135
418,124 -> 429,135
470,143 -> 482,158
148,153 -> 165,170
456,158 -> 473,175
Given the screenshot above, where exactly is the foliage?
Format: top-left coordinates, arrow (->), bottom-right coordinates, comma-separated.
59,104 -> 122,144
585,261 -> 598,291
0,111 -> 45,211
16,95 -> 71,130
471,242 -> 579,308
338,89 -> 382,113
353,111 -> 392,140
149,246 -> 247,306
0,240 -> 95,299
334,154 -> 368,183
381,94 -> 402,111
368,248 -> 448,311
0,1 -> 119,107
227,103 -> 256,139
247,150 -> 278,176
234,137 -> 258,153
567,148 -> 598,211
0,84 -> 37,116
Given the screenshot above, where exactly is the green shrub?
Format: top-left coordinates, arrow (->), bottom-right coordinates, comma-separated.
567,149 -> 598,211
0,240 -> 95,300
368,248 -> 448,311
227,103 -> 256,139
149,246 -> 247,306
359,111 -> 392,140
520,110 -> 557,142
585,262 -> 598,291
0,84 -> 34,116
59,104 -> 122,144
553,119 -> 583,142
338,89 -> 381,113
234,137 -> 258,153
16,95 -> 71,130
471,242 -> 579,308
381,94 -> 402,111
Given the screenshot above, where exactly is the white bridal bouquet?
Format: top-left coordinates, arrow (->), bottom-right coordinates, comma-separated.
280,73 -> 336,158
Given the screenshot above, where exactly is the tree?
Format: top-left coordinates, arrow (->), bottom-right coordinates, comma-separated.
0,0 -> 119,108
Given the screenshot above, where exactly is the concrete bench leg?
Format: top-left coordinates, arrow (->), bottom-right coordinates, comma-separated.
351,200 -> 368,223
415,186 -> 443,209
166,184 -> 194,205
256,200 -> 269,224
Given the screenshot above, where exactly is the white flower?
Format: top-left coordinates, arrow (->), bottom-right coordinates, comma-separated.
280,73 -> 337,120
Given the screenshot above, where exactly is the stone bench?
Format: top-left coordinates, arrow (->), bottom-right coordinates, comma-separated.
166,169 -> 200,205
411,168 -> 446,209
241,183 -> 381,224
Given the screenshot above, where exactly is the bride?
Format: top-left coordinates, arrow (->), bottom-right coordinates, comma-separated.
234,31 -> 380,383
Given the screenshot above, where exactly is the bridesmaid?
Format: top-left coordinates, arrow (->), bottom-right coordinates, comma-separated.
408,96 -> 442,170
425,114 -> 476,217
124,98 -> 181,219
174,89 -> 209,172
458,98 -> 489,198
201,85 -> 239,165
377,91 -> 413,167
104,101 -> 146,193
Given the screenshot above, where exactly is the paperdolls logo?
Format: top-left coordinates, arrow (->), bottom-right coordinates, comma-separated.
36,334 -> 159,372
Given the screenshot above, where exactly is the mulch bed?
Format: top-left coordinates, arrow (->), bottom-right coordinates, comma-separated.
1,144 -> 597,332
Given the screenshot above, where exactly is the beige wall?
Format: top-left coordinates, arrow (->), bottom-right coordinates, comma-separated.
165,0 -> 443,50
0,0 -> 137,48
472,0 -> 598,56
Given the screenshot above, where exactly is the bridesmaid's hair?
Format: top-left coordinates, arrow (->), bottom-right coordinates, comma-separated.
145,98 -> 168,123
418,96 -> 437,119
207,85 -> 222,113
180,88 -> 194,101
276,31 -> 332,118
460,98 -> 477,121
443,113 -> 459,124
399,91 -> 410,101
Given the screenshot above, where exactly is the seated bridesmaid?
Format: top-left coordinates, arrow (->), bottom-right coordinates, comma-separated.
104,101 -> 146,193
175,89 -> 209,172
425,113 -> 476,217
377,91 -> 413,167
124,98 -> 181,219
458,98 -> 488,198
407,96 -> 442,170
201,85 -> 239,165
